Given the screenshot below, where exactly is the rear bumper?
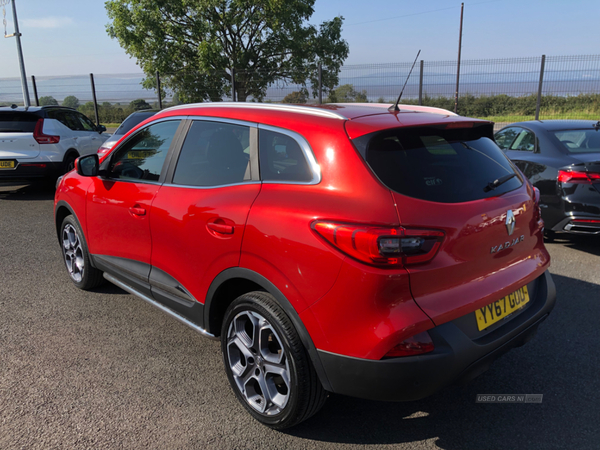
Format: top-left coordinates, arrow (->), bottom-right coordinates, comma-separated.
551,215 -> 600,235
0,161 -> 62,183
317,270 -> 556,402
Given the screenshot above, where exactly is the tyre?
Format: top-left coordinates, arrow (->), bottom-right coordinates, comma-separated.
60,215 -> 104,290
221,292 -> 327,429
63,153 -> 77,174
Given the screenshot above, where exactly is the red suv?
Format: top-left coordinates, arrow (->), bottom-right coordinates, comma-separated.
55,103 -> 556,429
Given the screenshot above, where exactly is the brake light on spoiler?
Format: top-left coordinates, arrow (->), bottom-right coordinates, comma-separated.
312,221 -> 444,267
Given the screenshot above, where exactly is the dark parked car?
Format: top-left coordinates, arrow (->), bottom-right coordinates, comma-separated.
96,109 -> 160,158
495,120 -> 600,237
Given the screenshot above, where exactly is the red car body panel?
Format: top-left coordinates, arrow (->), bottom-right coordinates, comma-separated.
149,183 -> 262,304
86,179 -> 159,264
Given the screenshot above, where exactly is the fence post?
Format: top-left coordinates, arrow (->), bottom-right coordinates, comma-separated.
231,68 -> 236,102
454,3 -> 464,114
418,60 -> 424,106
535,55 -> 546,121
89,73 -> 100,126
156,71 -> 163,109
31,75 -> 39,106
318,62 -> 323,104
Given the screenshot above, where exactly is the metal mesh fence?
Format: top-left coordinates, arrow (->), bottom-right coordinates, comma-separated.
1,54 -> 599,126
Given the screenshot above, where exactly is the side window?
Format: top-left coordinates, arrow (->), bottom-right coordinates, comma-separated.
494,127 -> 519,150
74,112 -> 96,131
172,121 -> 250,187
109,120 -> 180,182
509,129 -> 536,152
48,110 -> 72,129
259,129 -> 312,182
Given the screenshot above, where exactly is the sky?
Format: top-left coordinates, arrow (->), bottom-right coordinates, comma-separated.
1,0 -> 598,78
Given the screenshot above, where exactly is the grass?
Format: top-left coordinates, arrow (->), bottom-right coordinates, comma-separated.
473,112 -> 600,123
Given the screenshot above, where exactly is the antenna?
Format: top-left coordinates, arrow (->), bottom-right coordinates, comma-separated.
389,50 -> 421,112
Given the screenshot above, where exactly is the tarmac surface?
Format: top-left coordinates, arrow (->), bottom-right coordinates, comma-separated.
0,183 -> 598,449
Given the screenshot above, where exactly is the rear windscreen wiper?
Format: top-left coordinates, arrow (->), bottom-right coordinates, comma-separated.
484,173 -> 516,192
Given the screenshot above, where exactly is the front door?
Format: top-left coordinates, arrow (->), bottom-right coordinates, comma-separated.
85,119 -> 183,294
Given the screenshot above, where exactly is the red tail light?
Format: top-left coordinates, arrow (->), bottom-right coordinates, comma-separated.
97,145 -> 112,158
312,221 -> 444,267
383,331 -> 434,358
33,119 -> 60,144
557,169 -> 600,184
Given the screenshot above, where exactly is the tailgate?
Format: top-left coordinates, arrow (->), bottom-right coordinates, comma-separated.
0,132 -> 40,159
0,111 -> 41,159
349,120 -> 550,326
392,187 -> 549,326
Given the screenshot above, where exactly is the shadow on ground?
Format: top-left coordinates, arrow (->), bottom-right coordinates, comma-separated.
545,233 -> 600,257
0,182 -> 55,201
284,273 -> 599,449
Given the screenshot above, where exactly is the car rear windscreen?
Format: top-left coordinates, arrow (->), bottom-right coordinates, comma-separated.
114,111 -> 157,135
353,125 -> 522,203
0,112 -> 39,133
553,129 -> 600,154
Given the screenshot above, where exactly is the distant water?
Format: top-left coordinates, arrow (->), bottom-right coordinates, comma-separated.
1,70 -> 599,105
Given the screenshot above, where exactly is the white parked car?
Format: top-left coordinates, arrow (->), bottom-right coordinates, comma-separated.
0,105 -> 109,184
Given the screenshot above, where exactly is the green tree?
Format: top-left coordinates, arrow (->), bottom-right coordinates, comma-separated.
129,99 -> 151,110
106,0 -> 349,102
327,84 -> 368,103
282,91 -> 307,104
39,96 -> 58,106
62,95 -> 80,108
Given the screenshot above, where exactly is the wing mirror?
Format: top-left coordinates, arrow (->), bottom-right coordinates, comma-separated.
75,154 -> 99,177
96,124 -> 107,133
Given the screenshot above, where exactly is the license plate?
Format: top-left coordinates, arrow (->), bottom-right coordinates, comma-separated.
475,286 -> 530,331
127,151 -> 155,160
0,160 -> 15,169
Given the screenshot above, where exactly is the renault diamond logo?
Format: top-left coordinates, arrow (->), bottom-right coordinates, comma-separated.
505,210 -> 516,236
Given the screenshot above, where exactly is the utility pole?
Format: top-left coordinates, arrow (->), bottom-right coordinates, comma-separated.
454,2 -> 464,115
3,0 -> 30,107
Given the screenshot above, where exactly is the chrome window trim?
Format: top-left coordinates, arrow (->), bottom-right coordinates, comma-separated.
163,180 -> 261,190
185,115 -> 258,129
258,124 -> 321,185
163,102 -> 346,120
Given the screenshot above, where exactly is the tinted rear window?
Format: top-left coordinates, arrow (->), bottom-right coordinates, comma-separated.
353,126 -> 522,203
0,112 -> 39,133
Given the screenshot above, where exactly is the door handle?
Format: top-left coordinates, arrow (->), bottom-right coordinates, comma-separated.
129,207 -> 146,216
207,221 -> 234,235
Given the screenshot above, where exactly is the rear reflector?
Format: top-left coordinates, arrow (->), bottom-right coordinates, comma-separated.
558,169 -> 600,184
312,221 -> 444,267
33,119 -> 60,144
572,219 -> 600,224
383,331 -> 435,358
20,163 -> 47,168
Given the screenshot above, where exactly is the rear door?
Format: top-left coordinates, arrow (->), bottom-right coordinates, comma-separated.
352,122 -> 550,326
149,119 -> 260,319
86,119 -> 184,295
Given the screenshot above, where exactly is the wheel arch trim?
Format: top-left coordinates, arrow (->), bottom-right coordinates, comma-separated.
204,267 -> 332,391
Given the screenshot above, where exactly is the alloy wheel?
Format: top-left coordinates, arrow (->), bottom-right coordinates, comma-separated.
62,223 -> 85,283
226,310 -> 291,415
